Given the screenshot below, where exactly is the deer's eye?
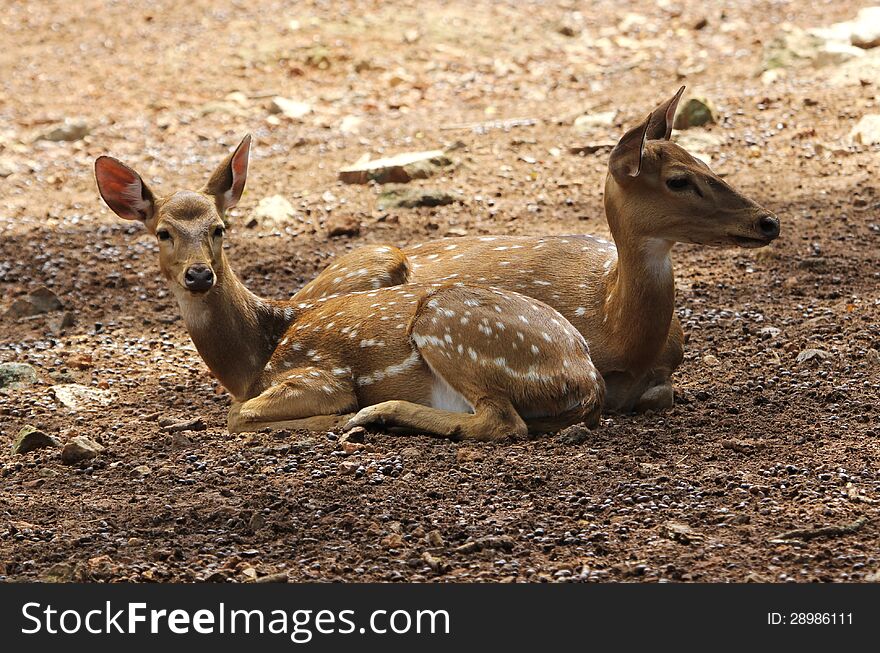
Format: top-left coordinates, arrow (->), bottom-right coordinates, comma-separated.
156,229 -> 172,242
666,177 -> 692,191
213,226 -> 225,238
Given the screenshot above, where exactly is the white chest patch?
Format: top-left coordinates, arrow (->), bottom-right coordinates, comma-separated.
430,375 -> 473,414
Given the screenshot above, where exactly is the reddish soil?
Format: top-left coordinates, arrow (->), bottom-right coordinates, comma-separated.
0,0 -> 878,582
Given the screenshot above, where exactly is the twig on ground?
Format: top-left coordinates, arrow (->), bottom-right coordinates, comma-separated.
769,517 -> 869,543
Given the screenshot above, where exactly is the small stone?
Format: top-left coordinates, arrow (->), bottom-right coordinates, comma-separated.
850,8 -> 880,49
61,436 -> 105,465
51,384 -> 115,410
377,186 -> 456,210
673,96 -> 718,129
381,533 -> 405,549
0,158 -> 18,177
340,115 -> 363,134
339,426 -> 367,444
796,348 -> 832,364
48,311 -> 76,335
252,195 -> 295,228
131,465 -> 152,477
849,115 -> 880,145
326,215 -> 361,238
662,521 -> 705,544
268,97 -> 312,119
702,354 -> 721,366
425,530 -> 445,547
34,118 -> 90,142
12,425 -> 61,455
4,286 -> 63,319
573,111 -> 616,133
866,349 -> 880,366
341,441 -> 363,455
339,150 -> 452,184
445,227 -> 468,237
422,551 -> 449,573
339,460 -> 360,475
170,432 -> 194,449
0,362 -> 39,389
161,416 -> 206,433
255,572 -> 290,583
558,423 -> 592,445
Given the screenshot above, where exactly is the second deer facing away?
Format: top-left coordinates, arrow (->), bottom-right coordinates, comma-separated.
298,87 -> 781,413
94,138 -> 604,440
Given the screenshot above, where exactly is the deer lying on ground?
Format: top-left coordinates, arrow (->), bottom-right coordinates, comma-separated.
296,87 -> 780,413
94,137 -> 604,439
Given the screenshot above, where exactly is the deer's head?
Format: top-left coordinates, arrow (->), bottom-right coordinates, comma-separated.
94,135 -> 251,295
604,88 -> 779,249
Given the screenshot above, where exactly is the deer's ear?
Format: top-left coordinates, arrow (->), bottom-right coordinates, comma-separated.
609,113 -> 651,180
94,156 -> 156,222
646,86 -> 685,141
204,134 -> 251,213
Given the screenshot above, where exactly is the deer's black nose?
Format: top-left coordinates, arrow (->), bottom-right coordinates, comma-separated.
757,214 -> 780,240
184,264 -> 214,292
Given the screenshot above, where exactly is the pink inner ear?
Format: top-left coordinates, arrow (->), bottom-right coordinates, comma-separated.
228,140 -> 250,203
96,159 -> 149,220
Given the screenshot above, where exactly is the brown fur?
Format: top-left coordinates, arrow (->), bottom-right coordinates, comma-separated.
299,89 -> 780,412
94,138 -> 604,440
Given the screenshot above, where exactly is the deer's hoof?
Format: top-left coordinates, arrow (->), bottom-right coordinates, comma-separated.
636,383 -> 674,413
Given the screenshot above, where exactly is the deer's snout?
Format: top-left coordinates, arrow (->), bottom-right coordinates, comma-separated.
184,264 -> 215,292
757,214 -> 780,240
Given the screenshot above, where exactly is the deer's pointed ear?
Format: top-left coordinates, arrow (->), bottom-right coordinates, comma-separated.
646,86 -> 685,141
609,113 -> 651,180
203,134 -> 251,214
94,156 -> 156,222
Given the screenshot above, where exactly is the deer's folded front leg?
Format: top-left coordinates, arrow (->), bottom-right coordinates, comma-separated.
228,367 -> 358,433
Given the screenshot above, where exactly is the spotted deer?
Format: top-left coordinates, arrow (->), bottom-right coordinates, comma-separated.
94,137 -> 604,440
297,87 -> 780,413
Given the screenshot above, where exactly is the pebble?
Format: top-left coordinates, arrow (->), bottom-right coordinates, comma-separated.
796,348 -> 831,364
673,96 -> 718,129
0,362 -> 39,388
4,286 -> 63,319
251,195 -> 295,228
849,114 -> 880,145
339,150 -> 451,184
61,436 -> 105,465
268,97 -> 312,119
377,186 -> 456,210
12,426 -> 61,455
51,384 -> 115,410
325,215 -> 361,238
34,118 -> 90,142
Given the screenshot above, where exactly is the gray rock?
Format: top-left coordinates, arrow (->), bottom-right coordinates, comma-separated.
268,97 -> 311,119
0,362 -> 38,389
796,348 -> 832,364
12,425 -> 61,455
250,195 -> 295,229
51,384 -> 115,409
34,118 -> 90,142
673,97 -> 718,129
61,436 -> 105,464
377,186 -> 456,210
636,383 -> 674,412
573,111 -> 616,133
339,150 -> 452,184
4,286 -> 63,319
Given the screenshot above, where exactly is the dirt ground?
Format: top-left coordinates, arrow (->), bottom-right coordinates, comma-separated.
1,0 -> 878,583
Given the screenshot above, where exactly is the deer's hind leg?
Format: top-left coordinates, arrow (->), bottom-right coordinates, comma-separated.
228,367 -> 357,433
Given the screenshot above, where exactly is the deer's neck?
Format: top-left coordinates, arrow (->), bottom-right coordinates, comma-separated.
171,259 -> 291,400
603,190 -> 676,373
